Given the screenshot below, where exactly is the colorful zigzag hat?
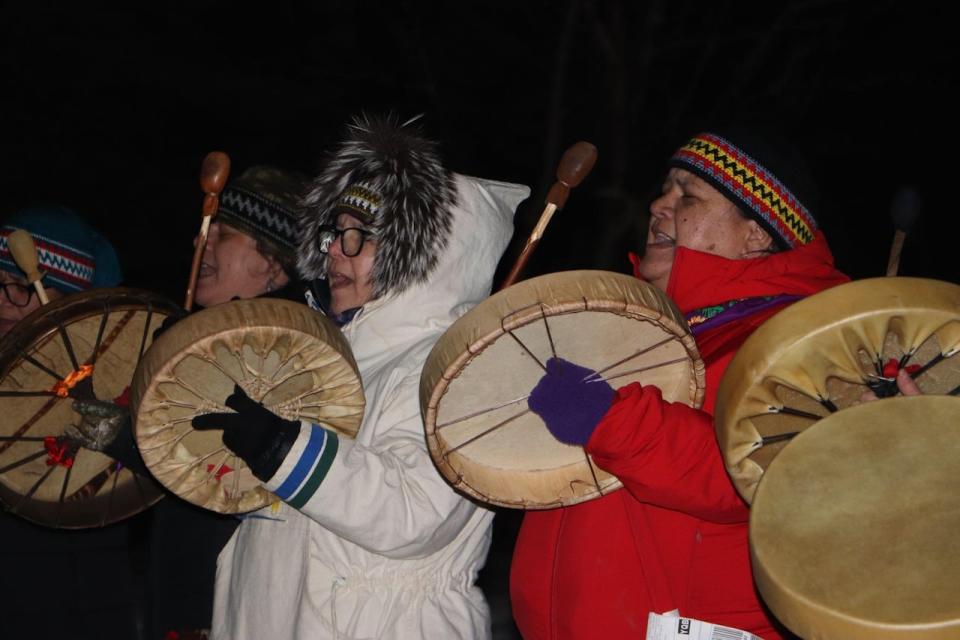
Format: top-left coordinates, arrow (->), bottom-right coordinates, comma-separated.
669,131 -> 818,249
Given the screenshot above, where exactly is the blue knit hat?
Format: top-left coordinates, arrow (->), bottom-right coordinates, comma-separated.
0,206 -> 123,293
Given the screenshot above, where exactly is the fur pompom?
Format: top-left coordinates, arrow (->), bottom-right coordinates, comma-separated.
298,114 -> 457,297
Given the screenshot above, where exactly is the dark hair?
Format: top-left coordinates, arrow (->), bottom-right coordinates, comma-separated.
254,237 -> 297,276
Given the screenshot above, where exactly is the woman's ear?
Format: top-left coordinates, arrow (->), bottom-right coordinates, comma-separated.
744,219 -> 775,254
265,256 -> 290,286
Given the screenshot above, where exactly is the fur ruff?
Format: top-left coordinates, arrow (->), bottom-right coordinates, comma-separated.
298,114 -> 457,297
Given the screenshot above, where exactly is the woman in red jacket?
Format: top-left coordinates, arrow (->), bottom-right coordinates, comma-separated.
511,129 -> 850,639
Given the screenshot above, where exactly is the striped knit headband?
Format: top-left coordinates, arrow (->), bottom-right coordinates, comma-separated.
219,185 -> 299,258
0,228 -> 95,291
669,133 -> 817,249
0,206 -> 122,293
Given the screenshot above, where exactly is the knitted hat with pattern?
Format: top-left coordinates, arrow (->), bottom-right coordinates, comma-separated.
0,206 -> 122,293
218,166 -> 305,265
298,114 -> 457,297
669,128 -> 819,249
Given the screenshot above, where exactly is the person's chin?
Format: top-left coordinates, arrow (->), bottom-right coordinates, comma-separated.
193,283 -> 220,308
638,246 -> 672,272
329,291 -> 357,315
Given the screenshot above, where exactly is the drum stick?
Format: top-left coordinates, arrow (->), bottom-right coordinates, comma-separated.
7,230 -> 50,305
500,141 -> 598,290
885,187 -> 921,277
184,151 -> 231,310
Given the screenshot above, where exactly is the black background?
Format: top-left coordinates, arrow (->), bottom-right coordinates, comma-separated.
3,1 -> 958,289
1,2 -> 957,639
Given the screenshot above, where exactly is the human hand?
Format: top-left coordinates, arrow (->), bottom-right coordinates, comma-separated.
528,357 -> 615,446
191,384 -> 300,481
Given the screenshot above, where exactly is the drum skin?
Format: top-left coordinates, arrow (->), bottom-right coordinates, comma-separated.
751,396 -> 960,640
420,270 -> 705,509
716,277 -> 960,503
130,298 -> 364,514
0,288 -> 180,528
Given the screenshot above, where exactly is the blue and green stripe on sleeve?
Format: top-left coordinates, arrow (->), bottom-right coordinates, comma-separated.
271,424 -> 339,508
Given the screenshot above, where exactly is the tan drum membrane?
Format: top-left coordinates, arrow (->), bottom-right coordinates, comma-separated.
0,288 -> 179,528
751,396 -> 960,639
420,270 -> 704,509
716,277 -> 960,503
131,298 -> 364,514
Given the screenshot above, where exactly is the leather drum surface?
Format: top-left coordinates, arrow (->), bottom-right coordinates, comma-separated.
716,277 -> 960,503
420,270 -> 704,509
131,298 -> 364,514
751,395 -> 960,640
0,288 -> 179,528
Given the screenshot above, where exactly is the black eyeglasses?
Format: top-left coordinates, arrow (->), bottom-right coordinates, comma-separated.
316,225 -> 375,257
0,281 -> 36,308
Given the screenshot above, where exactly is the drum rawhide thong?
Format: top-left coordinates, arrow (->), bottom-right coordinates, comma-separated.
715,277 -> 960,504
420,270 -> 705,509
751,395 -> 960,639
0,288 -> 180,528
130,298 -> 364,514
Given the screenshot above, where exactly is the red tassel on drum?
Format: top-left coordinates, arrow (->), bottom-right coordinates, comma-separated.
43,436 -> 75,468
113,386 -> 131,407
206,463 -> 234,481
882,358 -> 921,379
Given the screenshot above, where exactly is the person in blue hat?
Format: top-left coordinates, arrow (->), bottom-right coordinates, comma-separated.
0,205 -> 122,336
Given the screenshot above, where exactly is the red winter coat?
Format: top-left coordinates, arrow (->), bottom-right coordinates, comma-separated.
510,233 -> 848,639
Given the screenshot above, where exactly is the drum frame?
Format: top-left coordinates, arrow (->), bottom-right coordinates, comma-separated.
716,277 -> 960,504
421,270 -> 705,509
0,288 -> 180,528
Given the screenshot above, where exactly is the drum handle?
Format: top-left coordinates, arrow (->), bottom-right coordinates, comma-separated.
499,141 -> 598,290
184,151 -> 231,310
885,187 -> 920,277
7,230 -> 50,304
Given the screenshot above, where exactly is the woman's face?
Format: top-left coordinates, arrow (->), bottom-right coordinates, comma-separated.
638,168 -> 773,291
326,213 -> 377,314
0,270 -> 62,337
194,222 -> 287,308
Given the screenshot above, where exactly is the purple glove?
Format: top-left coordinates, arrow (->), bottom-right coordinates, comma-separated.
528,357 -> 615,446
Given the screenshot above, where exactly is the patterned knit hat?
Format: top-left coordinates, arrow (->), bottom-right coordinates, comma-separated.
218,166 -> 304,265
332,182 -> 382,224
0,206 -> 122,293
669,129 -> 818,249
298,114 -> 457,297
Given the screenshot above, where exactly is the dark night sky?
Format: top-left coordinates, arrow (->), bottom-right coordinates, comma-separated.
2,1 -> 958,299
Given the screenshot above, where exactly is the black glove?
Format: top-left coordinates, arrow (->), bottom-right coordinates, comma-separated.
191,384 -> 300,482
101,415 -> 150,476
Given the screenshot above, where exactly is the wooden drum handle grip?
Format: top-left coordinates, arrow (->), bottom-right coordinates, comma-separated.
185,151 -> 231,310
499,141 -> 598,290
8,230 -> 50,304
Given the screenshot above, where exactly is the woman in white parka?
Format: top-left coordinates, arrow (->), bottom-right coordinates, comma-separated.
192,115 -> 530,639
